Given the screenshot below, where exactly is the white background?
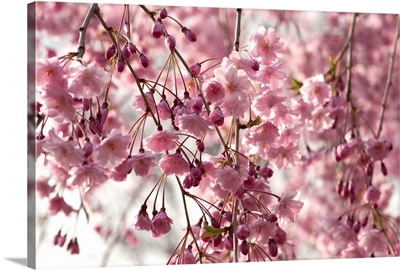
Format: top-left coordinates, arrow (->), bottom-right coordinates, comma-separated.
0,0 -> 399,269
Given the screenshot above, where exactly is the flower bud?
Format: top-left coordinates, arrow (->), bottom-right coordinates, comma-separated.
209,107 -> 224,126
259,166 -> 274,179
117,58 -> 125,72
236,224 -> 250,240
164,35 -> 176,50
182,27 -> 197,42
364,185 -> 381,204
190,63 -> 201,76
240,240 -> 249,255
196,140 -> 205,152
105,44 -> 116,60
122,42 -> 131,59
139,53 -> 149,68
159,8 -> 168,19
268,239 -> 278,257
151,19 -> 164,38
127,42 -> 137,54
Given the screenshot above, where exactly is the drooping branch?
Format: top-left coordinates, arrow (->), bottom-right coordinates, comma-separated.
344,13 -> 357,102
77,3 -> 99,59
376,14 -> 400,138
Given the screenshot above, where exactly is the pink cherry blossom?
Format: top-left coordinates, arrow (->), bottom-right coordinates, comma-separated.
366,138 -> 392,161
68,163 -> 108,191
43,129 -> 85,170
243,121 -> 279,146
248,218 -> 276,243
156,100 -> 172,120
249,26 -> 284,63
340,243 -> 367,258
48,195 -> 75,216
214,167 -> 240,194
363,185 -> 381,203
270,190 -> 304,222
257,62 -> 287,88
208,107 -> 224,126
268,143 -> 300,169
252,90 -> 289,120
39,83 -> 78,122
175,113 -> 212,138
202,80 -> 225,103
36,177 -> 55,198
130,152 -> 157,177
308,107 -> 335,133
37,57 -> 67,87
359,229 -> 387,255
158,153 -> 190,176
67,238 -> 80,255
143,130 -> 179,153
182,248 -> 196,264
214,64 -> 250,98
299,74 -> 332,106
68,62 -> 109,98
92,130 -> 130,168
133,206 -> 152,231
151,209 -> 173,238
132,92 -> 156,114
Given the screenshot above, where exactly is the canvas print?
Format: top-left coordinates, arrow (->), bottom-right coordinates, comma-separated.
28,1 -> 399,269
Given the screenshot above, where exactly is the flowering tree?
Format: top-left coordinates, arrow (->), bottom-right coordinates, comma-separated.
30,1 -> 399,267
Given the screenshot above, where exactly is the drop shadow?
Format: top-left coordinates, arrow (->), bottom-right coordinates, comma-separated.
5,258 -> 27,267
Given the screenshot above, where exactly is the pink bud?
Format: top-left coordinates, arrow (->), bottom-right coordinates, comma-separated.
53,231 -> 66,247
182,27 -> 197,42
196,140 -> 205,152
190,63 -> 201,76
209,107 -> 224,126
159,8 -> 168,19
117,58 -> 125,72
151,19 -> 164,38
67,238 -> 80,255
268,239 -> 278,257
127,42 -> 137,54
139,53 -> 149,68
240,240 -> 249,255
236,224 -> 250,240
105,44 -> 116,60
122,43 -> 131,59
83,139 -> 93,157
364,185 -> 381,204
164,35 -> 176,50
274,227 -> 287,245
266,213 -> 278,223
259,166 -> 274,179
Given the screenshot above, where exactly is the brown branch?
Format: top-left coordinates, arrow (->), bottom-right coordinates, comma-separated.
344,13 -> 357,102
376,15 -> 400,138
77,3 -> 100,59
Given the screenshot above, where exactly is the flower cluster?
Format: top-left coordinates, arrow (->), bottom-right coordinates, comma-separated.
32,2 -> 399,267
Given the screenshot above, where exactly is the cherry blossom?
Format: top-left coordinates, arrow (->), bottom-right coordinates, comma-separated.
68,62 -> 109,98
271,191 -> 304,222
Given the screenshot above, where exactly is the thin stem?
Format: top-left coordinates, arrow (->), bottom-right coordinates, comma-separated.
77,4 -> 99,58
175,176 -> 203,263
376,15 -> 400,138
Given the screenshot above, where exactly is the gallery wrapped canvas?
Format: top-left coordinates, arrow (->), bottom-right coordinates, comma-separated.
27,1 -> 399,269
